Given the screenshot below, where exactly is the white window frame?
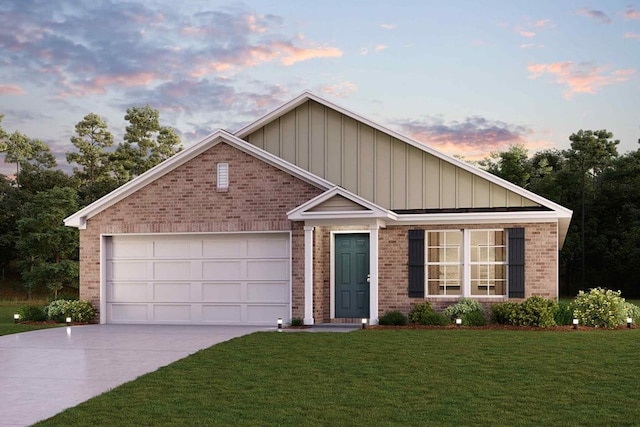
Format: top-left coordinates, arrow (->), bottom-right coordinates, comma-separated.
426,228 -> 507,298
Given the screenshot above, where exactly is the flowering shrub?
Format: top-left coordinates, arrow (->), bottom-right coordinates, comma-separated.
622,302 -> 640,325
408,302 -> 434,324
569,288 -> 627,328
45,299 -> 96,323
443,298 -> 486,326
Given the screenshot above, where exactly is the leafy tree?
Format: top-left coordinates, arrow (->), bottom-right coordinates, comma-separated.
0,131 -> 57,188
16,186 -> 79,299
111,105 -> 182,182
66,113 -> 118,205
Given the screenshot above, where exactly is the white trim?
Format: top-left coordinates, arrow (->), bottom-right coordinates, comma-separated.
304,226 -> 315,325
100,235 -> 107,324
64,129 -> 333,228
369,224 -> 379,325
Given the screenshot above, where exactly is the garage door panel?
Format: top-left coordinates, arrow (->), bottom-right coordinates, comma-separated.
247,283 -> 289,302
202,305 -> 242,322
153,240 -> 191,258
247,238 -> 289,258
202,283 -> 241,301
247,260 -> 288,280
110,304 -> 148,322
107,233 -> 290,325
153,261 -> 191,280
202,260 -> 242,280
109,282 -> 147,302
153,283 -> 191,302
153,305 -> 191,322
247,305 -> 289,323
202,239 -> 243,258
109,261 -> 148,280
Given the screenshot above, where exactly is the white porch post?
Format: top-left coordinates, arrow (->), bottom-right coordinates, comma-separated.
304,225 -> 315,325
369,225 -> 379,325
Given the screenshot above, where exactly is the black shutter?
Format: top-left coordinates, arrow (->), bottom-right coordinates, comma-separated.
408,229 -> 425,298
508,228 -> 525,298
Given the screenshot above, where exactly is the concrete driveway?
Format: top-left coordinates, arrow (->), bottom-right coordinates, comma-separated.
0,324 -> 268,426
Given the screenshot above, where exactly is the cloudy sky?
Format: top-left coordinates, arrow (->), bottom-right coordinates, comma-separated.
1,0 -> 639,175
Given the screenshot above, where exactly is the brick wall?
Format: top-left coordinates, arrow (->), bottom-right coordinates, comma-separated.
79,142 -> 323,312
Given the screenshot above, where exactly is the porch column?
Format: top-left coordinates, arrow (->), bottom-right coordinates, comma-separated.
304,225 -> 315,325
369,225 -> 379,325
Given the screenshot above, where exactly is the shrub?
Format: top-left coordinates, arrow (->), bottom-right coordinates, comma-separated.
379,310 -> 408,326
569,288 -> 627,328
290,317 -> 304,327
462,309 -> 487,326
408,302 -> 434,324
443,298 -> 483,319
554,301 -> 573,326
419,311 -> 450,326
45,299 -> 96,323
623,302 -> 640,325
490,302 -> 520,325
512,296 -> 558,328
18,305 -> 47,322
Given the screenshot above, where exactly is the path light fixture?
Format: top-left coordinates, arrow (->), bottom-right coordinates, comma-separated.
361,318 -> 367,329
627,317 -> 633,329
277,318 -> 283,330
455,318 -> 462,329
572,318 -> 579,330
66,317 -> 72,326
13,313 -> 19,324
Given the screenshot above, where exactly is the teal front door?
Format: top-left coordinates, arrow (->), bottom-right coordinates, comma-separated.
335,233 -> 370,318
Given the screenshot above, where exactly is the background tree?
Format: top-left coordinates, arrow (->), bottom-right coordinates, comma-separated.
111,106 -> 182,182
66,113 -> 118,205
479,144 -> 531,188
16,186 -> 79,299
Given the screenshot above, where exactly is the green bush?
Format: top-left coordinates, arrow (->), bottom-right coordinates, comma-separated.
290,317 -> 304,327
462,309 -> 487,326
419,311 -> 450,326
490,302 -> 520,324
623,302 -> 640,324
379,310 -> 408,326
18,305 -> 47,322
443,298 -> 484,320
45,299 -> 96,323
513,296 -> 558,328
569,288 -> 627,328
408,302 -> 434,324
554,301 -> 573,326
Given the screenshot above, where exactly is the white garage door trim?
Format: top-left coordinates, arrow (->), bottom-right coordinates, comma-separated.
100,232 -> 291,325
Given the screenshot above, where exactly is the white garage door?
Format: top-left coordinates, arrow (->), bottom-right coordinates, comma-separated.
105,233 -> 290,325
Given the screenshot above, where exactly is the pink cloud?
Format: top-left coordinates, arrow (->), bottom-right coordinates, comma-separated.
318,81 -> 357,98
375,44 -> 387,51
624,6 -> 640,20
277,43 -> 342,66
57,71 -> 162,97
527,62 -> 635,98
624,32 -> 640,39
519,31 -> 536,38
577,8 -> 612,24
0,84 -> 26,95
534,19 -> 554,28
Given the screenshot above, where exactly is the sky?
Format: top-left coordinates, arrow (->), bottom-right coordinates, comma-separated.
1,0 -> 639,175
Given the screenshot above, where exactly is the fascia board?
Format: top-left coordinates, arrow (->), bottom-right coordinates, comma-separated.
393,210 -> 568,224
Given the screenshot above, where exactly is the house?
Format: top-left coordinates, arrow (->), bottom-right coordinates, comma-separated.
64,92 -> 572,325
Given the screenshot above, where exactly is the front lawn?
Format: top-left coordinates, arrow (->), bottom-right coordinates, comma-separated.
37,329 -> 640,426
0,302 -> 61,336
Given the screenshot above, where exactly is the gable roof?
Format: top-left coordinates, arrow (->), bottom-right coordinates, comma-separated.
236,91 -> 572,244
64,129 -> 333,229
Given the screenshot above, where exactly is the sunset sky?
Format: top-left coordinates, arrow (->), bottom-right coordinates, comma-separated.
1,0 -> 639,175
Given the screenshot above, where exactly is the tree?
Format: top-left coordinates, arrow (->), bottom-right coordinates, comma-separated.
111,105 -> 182,182
66,113 -> 118,205
0,131 -> 56,188
16,187 -> 79,299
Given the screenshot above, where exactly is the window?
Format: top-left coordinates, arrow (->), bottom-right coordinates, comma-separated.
426,229 -> 507,297
217,163 -> 229,192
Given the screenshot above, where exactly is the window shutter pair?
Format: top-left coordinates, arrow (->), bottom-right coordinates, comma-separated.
406,228 -> 525,298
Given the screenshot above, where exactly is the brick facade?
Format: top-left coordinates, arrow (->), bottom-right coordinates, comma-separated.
79,142 -> 323,312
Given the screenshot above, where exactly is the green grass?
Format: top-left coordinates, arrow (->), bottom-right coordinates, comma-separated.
0,302 -> 61,336
36,329 -> 640,426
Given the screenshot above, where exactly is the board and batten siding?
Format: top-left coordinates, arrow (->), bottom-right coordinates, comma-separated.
245,100 -> 540,211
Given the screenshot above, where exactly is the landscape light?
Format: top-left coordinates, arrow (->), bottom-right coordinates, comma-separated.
455,318 -> 462,328
66,317 -> 72,325
277,318 -> 283,330
627,317 -> 633,329
573,318 -> 579,330
361,318 -> 367,329
13,313 -> 19,324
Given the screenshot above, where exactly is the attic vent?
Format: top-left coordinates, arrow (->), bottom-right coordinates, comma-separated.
217,163 -> 229,192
